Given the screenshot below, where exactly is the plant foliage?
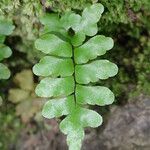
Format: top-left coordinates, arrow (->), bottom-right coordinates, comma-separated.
0,17 -> 14,80
33,3 -> 118,150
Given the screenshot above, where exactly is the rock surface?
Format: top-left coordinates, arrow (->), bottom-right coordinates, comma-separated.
82,94 -> 150,150
15,94 -> 150,150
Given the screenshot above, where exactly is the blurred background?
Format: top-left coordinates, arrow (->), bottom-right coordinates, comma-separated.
0,0 -> 150,150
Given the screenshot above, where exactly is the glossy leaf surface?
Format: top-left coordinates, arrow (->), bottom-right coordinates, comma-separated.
35,76 -> 74,97
0,44 -> 12,61
75,60 -> 118,84
35,34 -> 72,57
75,35 -> 114,64
0,63 -> 10,79
72,3 -> 104,36
60,107 -> 102,150
33,3 -> 118,150
76,85 -> 114,106
0,19 -> 14,80
33,56 -> 74,77
0,19 -> 15,35
42,95 -> 75,118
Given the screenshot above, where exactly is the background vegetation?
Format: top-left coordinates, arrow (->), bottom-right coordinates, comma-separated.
0,0 -> 150,149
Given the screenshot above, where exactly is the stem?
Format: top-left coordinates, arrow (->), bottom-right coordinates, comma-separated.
72,46 -> 77,105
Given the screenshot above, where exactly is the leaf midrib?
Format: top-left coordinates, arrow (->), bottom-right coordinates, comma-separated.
72,44 -> 77,105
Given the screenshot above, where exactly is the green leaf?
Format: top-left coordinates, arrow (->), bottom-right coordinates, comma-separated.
39,14 -> 70,39
40,13 -> 60,27
60,12 -> 81,30
66,129 -> 84,150
0,44 -> 12,61
0,63 -> 10,79
71,32 -> 86,47
33,56 -> 74,77
35,34 -> 72,57
42,95 -> 75,119
60,107 -> 102,133
33,3 -> 118,150
72,19 -> 98,36
72,3 -> 104,36
60,107 -> 102,150
76,85 -> 114,106
40,14 -> 63,34
82,23 -> 98,36
0,35 -> 5,43
82,3 -> 104,24
0,18 -> 14,80
35,76 -> 75,97
75,60 -> 118,84
75,35 -> 114,64
0,19 -> 15,35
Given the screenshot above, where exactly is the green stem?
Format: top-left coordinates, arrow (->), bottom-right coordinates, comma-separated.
72,46 -> 77,105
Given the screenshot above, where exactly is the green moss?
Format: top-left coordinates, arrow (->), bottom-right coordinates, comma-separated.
0,0 -> 150,98
0,105 -> 22,150
0,1 -> 149,148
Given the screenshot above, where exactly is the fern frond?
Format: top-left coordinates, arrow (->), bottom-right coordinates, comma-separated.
0,17 -> 14,79
33,3 -> 118,150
